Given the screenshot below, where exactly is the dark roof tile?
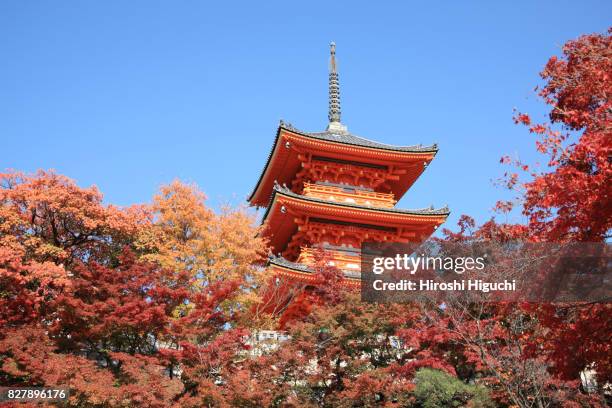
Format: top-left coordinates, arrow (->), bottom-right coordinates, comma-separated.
281,121 -> 438,153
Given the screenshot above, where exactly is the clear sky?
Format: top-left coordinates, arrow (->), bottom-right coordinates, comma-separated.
1,1 -> 610,231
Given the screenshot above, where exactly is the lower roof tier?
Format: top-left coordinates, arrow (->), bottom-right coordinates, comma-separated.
269,255 -> 362,288
262,186 -> 450,260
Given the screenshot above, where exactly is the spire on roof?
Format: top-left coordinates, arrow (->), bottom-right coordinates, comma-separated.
326,42 -> 348,134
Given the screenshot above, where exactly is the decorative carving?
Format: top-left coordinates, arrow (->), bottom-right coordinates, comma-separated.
291,159 -> 401,192
281,219 -> 418,260
279,120 -> 296,131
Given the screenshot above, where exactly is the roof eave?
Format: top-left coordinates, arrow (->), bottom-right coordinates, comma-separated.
248,122 -> 440,206
262,187 -> 451,224
247,125 -> 283,204
268,256 -> 362,281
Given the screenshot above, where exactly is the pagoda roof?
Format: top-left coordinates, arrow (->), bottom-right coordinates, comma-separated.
263,185 -> 450,222
262,185 -> 449,257
248,122 -> 439,207
281,121 -> 438,153
268,255 -> 362,286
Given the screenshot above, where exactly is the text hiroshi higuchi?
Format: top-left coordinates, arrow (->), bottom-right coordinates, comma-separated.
372,279 -> 517,293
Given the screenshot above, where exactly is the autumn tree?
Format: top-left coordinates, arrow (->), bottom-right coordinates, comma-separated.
502,30 -> 611,242
413,218 -> 607,407
137,180 -> 266,310
500,28 -> 611,389
0,170 -> 148,266
237,254 -> 472,407
422,28 -> 612,405
0,171 -> 264,407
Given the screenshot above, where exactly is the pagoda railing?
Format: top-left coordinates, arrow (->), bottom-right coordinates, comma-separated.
302,182 -> 396,208
297,246 -> 362,271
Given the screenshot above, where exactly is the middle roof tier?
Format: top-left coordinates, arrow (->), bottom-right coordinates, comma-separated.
263,185 -> 449,261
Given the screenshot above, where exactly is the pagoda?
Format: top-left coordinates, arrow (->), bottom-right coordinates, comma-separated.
249,43 -> 449,287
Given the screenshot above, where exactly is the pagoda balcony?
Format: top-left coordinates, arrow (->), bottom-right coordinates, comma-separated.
297,246 -> 362,272
302,182 -> 396,208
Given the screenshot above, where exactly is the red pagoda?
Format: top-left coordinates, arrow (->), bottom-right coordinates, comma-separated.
249,43 -> 449,287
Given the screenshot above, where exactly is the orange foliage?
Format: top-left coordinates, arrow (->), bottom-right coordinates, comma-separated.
137,180 -> 266,303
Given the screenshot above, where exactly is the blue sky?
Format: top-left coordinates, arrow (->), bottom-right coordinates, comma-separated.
1,1 -> 609,231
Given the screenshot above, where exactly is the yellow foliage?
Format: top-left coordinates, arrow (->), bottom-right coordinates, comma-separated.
137,180 -> 267,308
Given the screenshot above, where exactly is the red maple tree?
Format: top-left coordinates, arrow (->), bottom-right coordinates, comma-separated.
500,29 -> 611,387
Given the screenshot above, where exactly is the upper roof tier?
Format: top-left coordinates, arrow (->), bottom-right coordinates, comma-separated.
248,121 -> 439,207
